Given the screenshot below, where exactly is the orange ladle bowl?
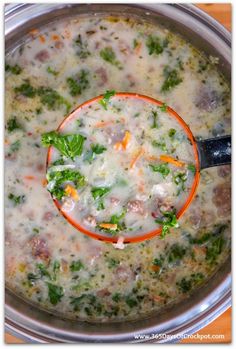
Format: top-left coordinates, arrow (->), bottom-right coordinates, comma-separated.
46,92 -> 230,244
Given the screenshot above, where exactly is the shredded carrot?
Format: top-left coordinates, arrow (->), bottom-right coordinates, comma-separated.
145,155 -> 159,162
29,28 -> 39,36
94,121 -> 114,128
135,42 -> 142,54
130,148 -> 145,169
51,34 -> 60,41
151,265 -> 160,272
64,185 -> 79,201
42,178 -> 48,187
39,35 -> 46,43
24,175 -> 36,180
99,223 -> 117,230
159,154 -> 185,167
64,29 -> 71,39
5,139 -> 9,145
114,130 -> 131,150
153,294 -> 165,302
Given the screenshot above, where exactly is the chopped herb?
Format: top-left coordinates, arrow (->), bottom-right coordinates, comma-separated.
168,244 -> 186,264
33,227 -> 40,234
155,209 -> 179,238
5,63 -> 22,75
47,66 -> 59,76
107,258 -> 120,268
160,103 -> 168,112
177,273 -> 204,293
133,38 -> 139,49
112,293 -> 121,302
14,81 -> 36,97
37,263 -> 51,279
97,201 -> 105,210
52,158 -> 65,166
91,187 -> 111,200
14,82 -> 71,113
146,35 -> 168,56
52,260 -> 60,280
152,140 -> 167,152
188,163 -> 196,174
27,273 -> 40,286
189,232 -> 211,245
77,119 -> 85,127
10,140 -> 21,152
8,193 -> 25,206
174,171 -> 187,192
125,295 -> 138,308
46,168 -> 85,200
37,87 -> 71,113
206,236 -> 225,265
150,110 -> 158,128
149,163 -> 170,178
98,210 -> 126,235
42,131 -> 86,160
100,47 -> 122,69
47,282 -> 64,305
91,143 -> 107,154
153,256 -> 164,268
70,294 -> 96,311
74,34 -> 90,59
168,128 -> 176,138
99,90 -> 115,110
70,260 -> 84,272
6,116 -> 23,132
161,66 -> 183,92
84,143 -> 106,164
67,69 -> 90,96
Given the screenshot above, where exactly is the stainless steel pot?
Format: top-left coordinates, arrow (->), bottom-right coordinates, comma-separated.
5,3 -> 231,343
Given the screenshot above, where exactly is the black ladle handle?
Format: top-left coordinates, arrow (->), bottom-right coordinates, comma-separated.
197,135 -> 231,170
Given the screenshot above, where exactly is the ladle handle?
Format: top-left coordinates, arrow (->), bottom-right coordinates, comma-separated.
197,135 -> 231,170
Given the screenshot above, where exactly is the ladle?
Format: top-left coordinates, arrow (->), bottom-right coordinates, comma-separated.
45,93 -> 231,243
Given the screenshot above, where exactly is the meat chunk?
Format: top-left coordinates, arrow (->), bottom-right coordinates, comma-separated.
110,197 -> 120,206
34,49 -> 50,63
194,87 -> 221,112
82,215 -> 96,227
127,200 -> 145,215
115,265 -> 135,282
29,237 -> 50,262
54,41 -> 64,50
43,211 -> 54,221
96,288 -> 111,297
217,165 -> 231,178
212,183 -> 231,217
95,67 -> 108,86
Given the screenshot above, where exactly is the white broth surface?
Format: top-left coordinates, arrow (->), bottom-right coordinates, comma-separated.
5,15 -> 231,321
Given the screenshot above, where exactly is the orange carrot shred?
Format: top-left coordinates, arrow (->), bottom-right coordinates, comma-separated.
42,178 -> 48,187
39,35 -> 46,43
130,148 -> 145,169
99,223 -> 117,230
94,121 -> 114,128
159,155 -> 184,167
114,130 -> 131,150
24,175 -> 36,180
52,34 -> 60,41
64,185 -> 79,201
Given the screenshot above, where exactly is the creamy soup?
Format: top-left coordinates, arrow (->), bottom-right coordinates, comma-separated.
45,93 -> 197,240
5,15 -> 231,322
